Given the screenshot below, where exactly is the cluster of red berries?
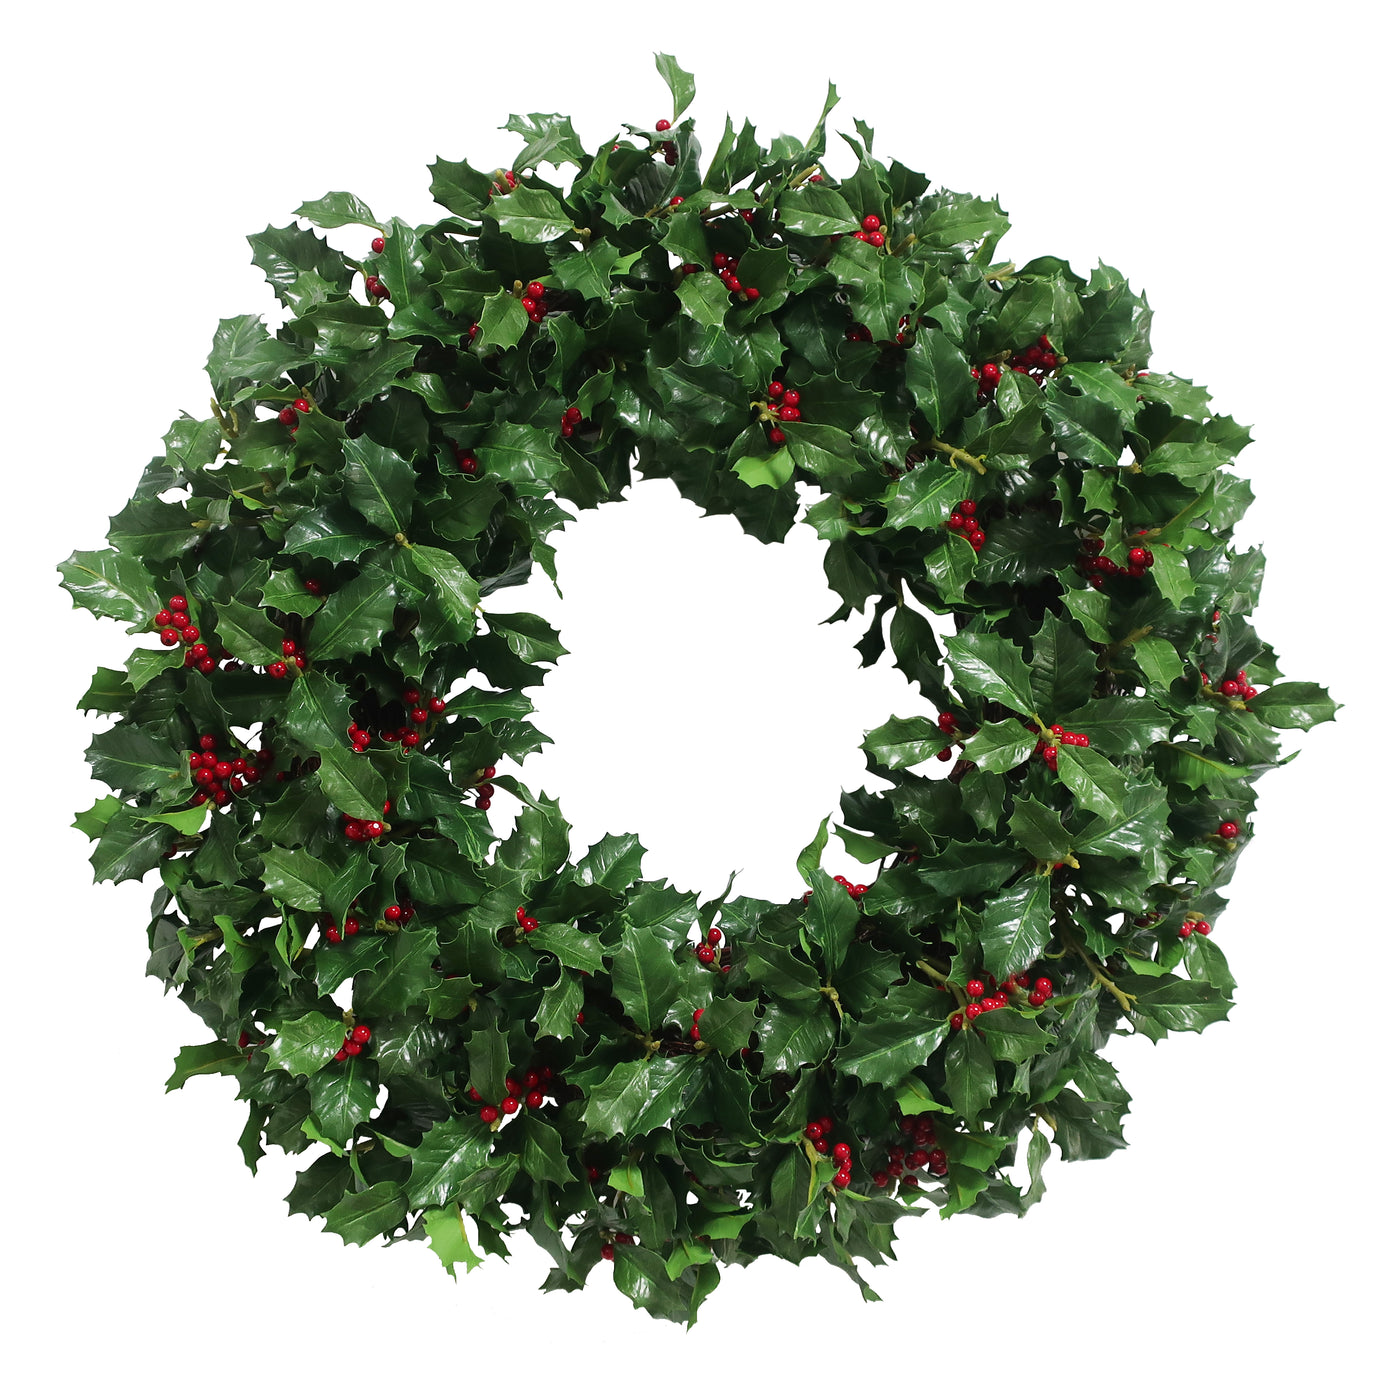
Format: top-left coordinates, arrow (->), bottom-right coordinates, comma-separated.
689,1007 -> 705,1041
832,873 -> 869,901
521,279 -> 550,325
696,926 -> 725,967
322,911 -> 363,943
383,901 -> 415,924
364,272 -> 389,301
560,404 -> 583,438
763,378 -> 802,444
847,212 -> 886,248
872,1112 -> 948,1190
1031,723 -> 1091,772
1178,917 -> 1213,939
655,118 -> 677,165
153,591 -> 200,650
341,799 -> 391,843
493,169 -> 519,195
710,251 -> 761,304
346,686 -> 447,757
333,1024 -> 372,1061
945,497 -> 985,552
1076,534 -> 1156,589
803,1118 -> 854,1189
934,709 -> 979,764
276,397 -> 313,431
516,905 -> 539,934
949,971 -> 1053,1029
1217,667 -> 1259,701
471,1064 -> 559,1124
472,764 -> 497,810
600,1231 -> 634,1261
265,634 -> 307,680
844,322 -> 874,343
187,733 -> 270,807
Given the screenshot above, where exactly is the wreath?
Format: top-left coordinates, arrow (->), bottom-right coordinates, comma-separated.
61,55 -> 1336,1323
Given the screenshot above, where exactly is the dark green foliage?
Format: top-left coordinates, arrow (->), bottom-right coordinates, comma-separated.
60,55 -> 1332,1323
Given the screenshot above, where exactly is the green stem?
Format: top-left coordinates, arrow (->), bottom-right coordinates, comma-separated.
929,437 -> 987,476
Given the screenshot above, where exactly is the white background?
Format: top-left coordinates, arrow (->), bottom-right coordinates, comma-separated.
3,2 -> 1393,1395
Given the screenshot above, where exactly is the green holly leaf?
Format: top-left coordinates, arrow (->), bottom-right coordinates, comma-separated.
835,987 -> 949,1086
423,1206 -> 484,1278
323,1180 -> 408,1245
283,670 -> 387,820
906,329 -> 976,437
492,185 -> 575,242
267,1010 -> 347,1079
309,1057 -> 379,1144
584,1056 -> 702,1139
59,548 -> 161,630
733,446 -> 795,490
755,1006 -> 836,1075
960,718 -> 1037,774
881,463 -> 969,534
678,272 -> 732,328
511,1116 -> 577,1185
943,631 -> 1036,715
476,288 -> 529,351
1054,746 -> 1129,821
777,184 -> 860,236
86,726 -> 184,796
1133,635 -> 1184,691
576,833 -> 646,892
943,1028 -> 997,1121
410,544 -> 480,629
654,52 -> 696,119
978,876 -> 1051,982
1249,682 -> 1337,730
343,437 -> 415,537
166,1041 -> 245,1091
259,847 -> 332,911
1053,697 -> 1170,755
610,924 -> 682,1033
214,598 -> 286,665
406,1118 -> 493,1209
863,715 -> 943,768
1029,613 -> 1099,715
1009,796 -> 1073,863
529,923 -> 605,974
311,568 -> 397,660
802,872 -> 859,973
976,1009 -> 1054,1064
355,926 -> 441,1018
295,191 -> 381,230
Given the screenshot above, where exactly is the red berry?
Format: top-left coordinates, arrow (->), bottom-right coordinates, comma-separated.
861,214 -> 881,232
159,628 -> 179,646
363,821 -> 384,839
867,231 -> 885,247
768,428 -> 786,444
1220,680 -> 1241,697
459,453 -> 478,474
169,595 -> 189,612
1128,546 -> 1149,566
1033,977 -> 1052,995
1218,821 -> 1240,839
706,927 -> 723,946
370,236 -> 385,253
293,398 -> 312,414
832,1142 -> 851,1161
655,118 -> 672,131
600,1243 -> 615,1260
334,1048 -> 348,1061
384,904 -> 402,922
804,1122 -> 823,1141
344,1040 -> 362,1056
350,1024 -> 371,1045
768,380 -> 785,398
278,406 -> 299,426
950,1013 -> 964,1030
498,1096 -> 519,1115
833,1167 -> 852,1189
526,281 -> 545,299
480,1106 -> 499,1124
965,1003 -> 984,1020
697,945 -> 716,965
429,696 -> 446,714
1028,991 -> 1047,1007
965,979 -> 985,998
154,609 -> 172,626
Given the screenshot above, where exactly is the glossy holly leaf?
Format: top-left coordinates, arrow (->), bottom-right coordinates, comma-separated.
214,599 -> 285,665
882,463 -> 969,533
410,544 -> 480,629
309,1057 -> 379,1144
1054,745 -> 1129,821
344,437 -> 415,537
86,726 -> 184,796
584,1056 -> 702,1139
610,924 -> 682,1032
529,923 -> 605,974
283,670 -> 387,820
733,446 -> 795,490
492,185 -> 575,242
1249,682 -> 1338,730
476,288 -> 529,351
835,983 -> 949,1085
1029,614 -> 1098,715
355,926 -> 440,1018
906,329 -> 976,436
943,631 -> 1035,715
260,847 -> 332,910
406,1118 -> 493,1209
976,1009 -> 1053,1064
802,872 -> 859,973
511,1116 -> 576,1185
576,832 -> 646,892
960,718 -> 1037,774
59,548 -> 161,630
777,184 -> 860,236
1054,697 -> 1170,755
323,1180 -> 409,1245
755,1006 -> 836,1075
1009,796 -> 1073,863
1133,635 -> 1184,691
863,715 -> 943,768
943,1028 -> 997,1121
655,52 -> 696,119
267,1010 -> 346,1079
295,191 -> 380,230
311,568 -> 397,661
978,876 -> 1051,982
166,1041 -> 245,1091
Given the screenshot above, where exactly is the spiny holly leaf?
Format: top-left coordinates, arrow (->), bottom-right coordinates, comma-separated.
343,437 -> 415,537
944,632 -> 1036,715
423,1206 -> 484,1278
295,191 -> 381,230
609,924 -> 682,1032
323,1180 -> 408,1245
59,549 -> 161,630
406,1118 -> 493,1209
584,1056 -> 702,1139
311,568 -> 397,660
654,52 -> 696,119
267,1011 -> 346,1079
979,876 -> 1052,983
